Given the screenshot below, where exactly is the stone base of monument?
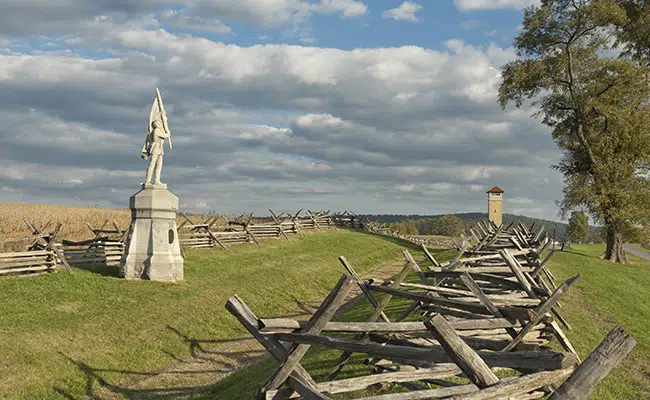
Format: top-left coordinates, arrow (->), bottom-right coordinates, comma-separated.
120,183 -> 184,281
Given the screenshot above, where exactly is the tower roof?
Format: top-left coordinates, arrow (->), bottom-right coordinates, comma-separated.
486,186 -> 504,194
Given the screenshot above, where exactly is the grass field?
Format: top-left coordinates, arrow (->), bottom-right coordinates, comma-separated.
0,231 -> 424,399
1,230 -> 648,399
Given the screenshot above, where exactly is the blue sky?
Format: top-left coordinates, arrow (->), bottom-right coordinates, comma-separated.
0,0 -> 568,220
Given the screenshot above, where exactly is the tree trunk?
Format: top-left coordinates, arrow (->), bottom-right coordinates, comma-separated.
604,226 -> 627,263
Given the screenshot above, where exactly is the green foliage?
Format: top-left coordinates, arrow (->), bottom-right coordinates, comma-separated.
588,227 -> 606,243
567,210 -> 590,243
387,219 -> 419,235
364,212 -> 596,241
622,224 -> 645,243
498,0 -> 650,262
429,215 -> 465,237
613,0 -> 650,65
383,216 -> 465,237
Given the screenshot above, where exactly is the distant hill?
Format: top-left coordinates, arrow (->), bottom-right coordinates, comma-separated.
360,212 -> 600,241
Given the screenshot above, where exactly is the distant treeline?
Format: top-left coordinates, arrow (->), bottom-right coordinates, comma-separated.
360,212 -> 603,242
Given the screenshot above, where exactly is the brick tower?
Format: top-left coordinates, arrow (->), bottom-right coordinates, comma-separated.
487,186 -> 504,226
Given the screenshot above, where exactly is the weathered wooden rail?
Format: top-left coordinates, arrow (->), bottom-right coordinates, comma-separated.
0,249 -> 57,277
177,210 -> 350,249
364,221 -> 456,249
225,219 -> 636,399
0,217 -> 126,277
55,238 -> 125,267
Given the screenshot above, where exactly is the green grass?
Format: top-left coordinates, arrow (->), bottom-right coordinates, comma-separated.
0,231 -> 422,399
3,235 -> 648,399
202,245 -> 650,400
547,245 -> 650,399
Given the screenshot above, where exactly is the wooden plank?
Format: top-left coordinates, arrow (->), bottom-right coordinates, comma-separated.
258,318 -> 517,334
272,333 -> 577,371
424,315 -> 499,388
306,210 -> 322,230
450,368 -> 574,400
549,326 -> 636,400
52,246 -> 73,274
328,258 -> 410,378
266,364 -> 463,398
339,257 -> 390,323
224,295 -> 318,390
262,275 -> 353,392
460,272 -> 518,339
501,275 -> 581,352
0,265 -> 55,275
421,243 -> 441,268
367,285 -> 532,321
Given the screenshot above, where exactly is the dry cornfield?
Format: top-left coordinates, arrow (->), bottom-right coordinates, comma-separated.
0,202 -> 263,252
0,203 -> 130,245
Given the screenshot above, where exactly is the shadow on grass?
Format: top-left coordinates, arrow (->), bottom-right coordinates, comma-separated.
70,263 -> 121,278
53,326 -> 268,400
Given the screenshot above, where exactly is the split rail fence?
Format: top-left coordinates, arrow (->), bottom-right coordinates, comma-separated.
0,209 -> 365,277
226,219 -> 636,399
365,221 -> 456,249
0,218 -> 126,277
177,210 -> 364,250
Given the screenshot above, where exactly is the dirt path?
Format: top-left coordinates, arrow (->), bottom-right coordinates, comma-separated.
94,259 -> 408,399
624,244 -> 650,261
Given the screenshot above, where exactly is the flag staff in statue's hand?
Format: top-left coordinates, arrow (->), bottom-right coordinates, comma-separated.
141,87 -> 172,185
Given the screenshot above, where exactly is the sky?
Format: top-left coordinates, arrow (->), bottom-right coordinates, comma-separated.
0,0 -> 568,220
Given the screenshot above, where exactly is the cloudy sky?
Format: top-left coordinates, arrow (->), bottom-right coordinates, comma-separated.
0,0 -> 565,219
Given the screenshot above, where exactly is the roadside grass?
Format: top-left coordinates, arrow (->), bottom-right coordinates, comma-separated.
0,230 -> 421,399
547,245 -> 650,399
203,245 -> 650,400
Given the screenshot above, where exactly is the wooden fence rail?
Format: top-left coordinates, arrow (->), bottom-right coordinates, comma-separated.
225,219 -> 635,399
177,209 -> 354,249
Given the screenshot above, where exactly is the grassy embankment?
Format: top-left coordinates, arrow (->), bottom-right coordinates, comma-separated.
204,244 -> 650,400
1,224 -> 648,399
0,230 -> 424,399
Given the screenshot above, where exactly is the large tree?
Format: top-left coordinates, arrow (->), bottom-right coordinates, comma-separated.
498,0 -> 650,263
567,210 -> 590,243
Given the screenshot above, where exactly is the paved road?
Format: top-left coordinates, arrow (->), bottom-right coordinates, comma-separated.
624,244 -> 650,261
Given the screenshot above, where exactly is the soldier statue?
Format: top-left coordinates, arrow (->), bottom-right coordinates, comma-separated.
141,88 -> 172,185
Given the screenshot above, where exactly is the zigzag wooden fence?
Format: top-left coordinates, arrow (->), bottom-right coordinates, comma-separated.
0,209 -> 366,277
0,218 -> 126,277
0,218 -> 71,277
226,220 -> 636,399
178,210 -> 362,249
364,221 -> 456,249
53,220 -> 127,268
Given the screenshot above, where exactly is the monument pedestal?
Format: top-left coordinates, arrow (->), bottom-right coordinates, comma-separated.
120,183 -> 184,281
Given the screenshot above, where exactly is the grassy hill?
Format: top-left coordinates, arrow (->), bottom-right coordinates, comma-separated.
204,244 -> 650,400
0,231 -> 425,399
362,212 -> 600,241
1,231 -> 647,398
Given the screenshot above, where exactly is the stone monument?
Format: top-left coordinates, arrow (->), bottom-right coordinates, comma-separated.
120,88 -> 184,281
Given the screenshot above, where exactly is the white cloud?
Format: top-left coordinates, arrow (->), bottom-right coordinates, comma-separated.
454,0 -> 539,11
157,10 -> 232,34
0,9 -> 568,218
312,0 -> 368,17
383,2 -> 423,22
